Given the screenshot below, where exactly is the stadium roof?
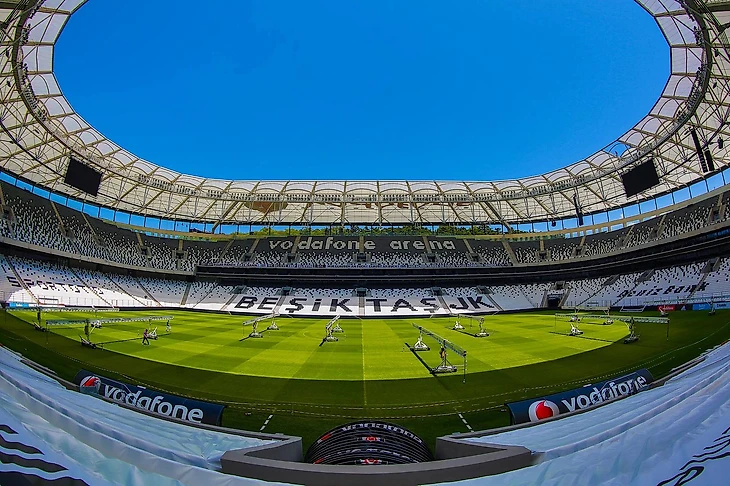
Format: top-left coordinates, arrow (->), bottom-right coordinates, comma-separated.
1,0 -> 730,227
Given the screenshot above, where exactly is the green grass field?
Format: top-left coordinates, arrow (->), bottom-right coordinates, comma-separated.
2,308 -> 729,450
40,311 -> 631,380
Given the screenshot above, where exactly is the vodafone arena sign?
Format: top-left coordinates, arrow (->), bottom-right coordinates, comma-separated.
507,369 -> 654,425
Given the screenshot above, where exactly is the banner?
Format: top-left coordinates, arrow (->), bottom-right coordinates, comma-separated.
231,294 -> 495,317
256,235 -> 467,254
695,302 -> 730,311
506,369 -> 654,425
73,369 -> 224,426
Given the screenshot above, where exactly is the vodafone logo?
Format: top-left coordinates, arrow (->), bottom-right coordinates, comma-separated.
79,375 -> 101,393
80,376 -> 99,387
508,369 -> 654,425
528,400 -> 560,422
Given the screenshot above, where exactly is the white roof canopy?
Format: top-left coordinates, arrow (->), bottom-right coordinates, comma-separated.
1,0 -> 729,226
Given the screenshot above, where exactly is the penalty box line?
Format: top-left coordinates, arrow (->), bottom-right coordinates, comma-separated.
259,414 -> 274,432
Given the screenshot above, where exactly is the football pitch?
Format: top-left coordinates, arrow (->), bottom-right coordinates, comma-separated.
37,311 -> 631,380
3,308 -> 730,448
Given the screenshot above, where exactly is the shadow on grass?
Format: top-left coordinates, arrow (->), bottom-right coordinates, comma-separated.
547,331 -> 620,344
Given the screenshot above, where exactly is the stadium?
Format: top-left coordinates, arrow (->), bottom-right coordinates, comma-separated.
1,0 -> 730,484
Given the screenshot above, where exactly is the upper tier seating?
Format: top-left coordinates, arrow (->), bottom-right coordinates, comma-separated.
0,182 -> 180,270
660,198 -> 715,239
470,241 -> 513,267
294,252 -> 355,267
511,241 -> 539,264
1,181 -> 729,271
543,238 -> 576,261
582,230 -> 624,257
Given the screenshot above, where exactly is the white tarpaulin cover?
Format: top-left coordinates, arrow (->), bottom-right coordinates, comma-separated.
442,342 -> 730,485
3,335 -> 730,484
0,345 -> 289,485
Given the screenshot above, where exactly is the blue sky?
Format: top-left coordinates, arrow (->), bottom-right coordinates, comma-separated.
56,0 -> 668,182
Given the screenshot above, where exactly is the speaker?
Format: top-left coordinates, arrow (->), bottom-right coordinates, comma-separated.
573,195 -> 584,226
690,129 -> 709,172
704,149 -> 716,171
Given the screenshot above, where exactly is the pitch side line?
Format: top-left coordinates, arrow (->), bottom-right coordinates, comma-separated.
259,414 -> 274,432
457,412 -> 473,432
